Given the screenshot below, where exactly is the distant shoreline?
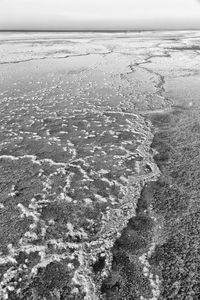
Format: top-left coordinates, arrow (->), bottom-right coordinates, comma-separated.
1,29 -> 200,33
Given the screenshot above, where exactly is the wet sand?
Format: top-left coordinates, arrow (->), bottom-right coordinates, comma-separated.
0,31 -> 200,299
102,105 -> 200,299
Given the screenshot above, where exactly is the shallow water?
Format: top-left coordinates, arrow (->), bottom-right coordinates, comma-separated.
0,31 -> 200,300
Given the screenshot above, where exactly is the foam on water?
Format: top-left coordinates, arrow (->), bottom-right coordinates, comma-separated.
1,31 -> 200,299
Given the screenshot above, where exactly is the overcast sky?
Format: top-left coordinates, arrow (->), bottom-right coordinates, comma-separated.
1,0 -> 200,30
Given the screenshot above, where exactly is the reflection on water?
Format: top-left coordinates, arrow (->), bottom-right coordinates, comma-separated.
0,31 -> 200,299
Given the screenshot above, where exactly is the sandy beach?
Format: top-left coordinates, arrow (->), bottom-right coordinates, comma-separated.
0,31 -> 200,299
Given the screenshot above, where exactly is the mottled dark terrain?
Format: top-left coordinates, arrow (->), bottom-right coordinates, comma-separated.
0,31 -> 200,299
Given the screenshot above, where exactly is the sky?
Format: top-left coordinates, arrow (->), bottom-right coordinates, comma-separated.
1,0 -> 200,30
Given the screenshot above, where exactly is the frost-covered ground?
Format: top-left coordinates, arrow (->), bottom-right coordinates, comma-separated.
0,31 -> 200,299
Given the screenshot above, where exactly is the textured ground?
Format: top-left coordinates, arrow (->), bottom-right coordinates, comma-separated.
0,31 -> 200,299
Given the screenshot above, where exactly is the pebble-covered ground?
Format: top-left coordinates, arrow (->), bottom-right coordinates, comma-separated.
0,31 -> 200,299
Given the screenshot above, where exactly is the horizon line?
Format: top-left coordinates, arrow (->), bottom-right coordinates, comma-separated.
1,28 -> 200,33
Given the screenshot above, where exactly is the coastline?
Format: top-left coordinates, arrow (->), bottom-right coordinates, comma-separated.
0,31 -> 200,299
101,102 -> 200,299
